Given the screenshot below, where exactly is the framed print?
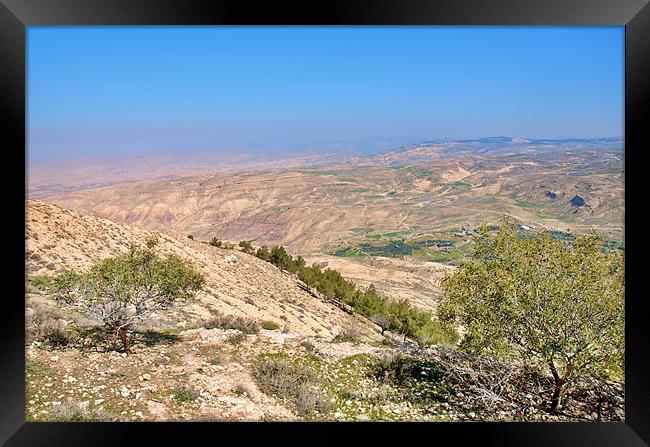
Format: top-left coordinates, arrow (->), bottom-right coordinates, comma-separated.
2,0 -> 649,445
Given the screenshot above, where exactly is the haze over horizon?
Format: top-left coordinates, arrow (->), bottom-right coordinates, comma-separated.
28,26 -> 623,165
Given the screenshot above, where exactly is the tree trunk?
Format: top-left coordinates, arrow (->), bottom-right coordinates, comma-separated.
117,327 -> 133,355
549,380 -> 566,414
548,361 -> 566,414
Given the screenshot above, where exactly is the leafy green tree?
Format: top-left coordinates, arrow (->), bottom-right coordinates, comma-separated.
239,240 -> 254,253
293,255 -> 306,271
50,243 -> 205,355
256,246 -> 271,262
438,218 -> 624,413
270,246 -> 293,271
385,299 -> 421,341
353,285 -> 385,316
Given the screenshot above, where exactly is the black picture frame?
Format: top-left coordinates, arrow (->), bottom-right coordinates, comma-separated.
2,0 -> 649,445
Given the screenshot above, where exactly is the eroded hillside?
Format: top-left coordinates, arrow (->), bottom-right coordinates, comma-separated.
26,200 -> 382,341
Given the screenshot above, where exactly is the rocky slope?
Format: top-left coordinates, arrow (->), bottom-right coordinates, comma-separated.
26,199 -> 382,341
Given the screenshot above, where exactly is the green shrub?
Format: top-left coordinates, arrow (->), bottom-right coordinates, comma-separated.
260,320 -> 281,331
239,240 -> 254,253
172,387 -> 197,404
371,353 -> 451,403
253,357 -> 331,417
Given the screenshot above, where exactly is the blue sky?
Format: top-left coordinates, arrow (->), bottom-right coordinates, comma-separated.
28,26 -> 624,162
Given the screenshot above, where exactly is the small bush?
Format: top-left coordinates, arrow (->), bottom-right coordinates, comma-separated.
333,326 -> 361,343
42,324 -> 73,347
294,382 -> 333,416
209,238 -> 222,247
187,235 -> 194,240
239,240 -> 254,253
253,357 -> 316,395
202,311 -> 260,334
172,387 -> 198,404
253,357 -> 330,417
29,306 -> 75,347
371,353 -> 451,403
260,320 -> 281,331
46,399 -> 116,422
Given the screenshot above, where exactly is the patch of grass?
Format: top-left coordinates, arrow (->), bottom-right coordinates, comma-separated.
260,320 -> 281,331
26,275 -> 54,291
171,387 -> 198,404
449,181 -> 472,188
337,177 -> 358,182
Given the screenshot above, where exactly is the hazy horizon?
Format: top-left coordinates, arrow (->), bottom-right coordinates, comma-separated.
28,26 -> 624,164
